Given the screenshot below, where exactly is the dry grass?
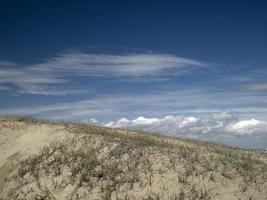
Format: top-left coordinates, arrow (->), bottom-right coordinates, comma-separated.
0,117 -> 266,200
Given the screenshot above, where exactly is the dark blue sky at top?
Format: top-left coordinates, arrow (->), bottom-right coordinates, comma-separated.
0,0 -> 266,117
0,0 -> 267,65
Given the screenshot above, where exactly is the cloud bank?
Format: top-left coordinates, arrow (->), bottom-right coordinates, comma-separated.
104,113 -> 267,149
105,113 -> 267,136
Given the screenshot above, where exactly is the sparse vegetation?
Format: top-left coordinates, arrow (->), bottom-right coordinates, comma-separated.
0,117 -> 266,199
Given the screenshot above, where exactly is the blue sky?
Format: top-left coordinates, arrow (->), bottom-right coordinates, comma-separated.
0,0 -> 267,148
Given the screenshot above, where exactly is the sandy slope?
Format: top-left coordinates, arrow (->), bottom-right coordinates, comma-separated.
0,120 -> 68,166
0,118 -> 70,193
0,117 -> 266,200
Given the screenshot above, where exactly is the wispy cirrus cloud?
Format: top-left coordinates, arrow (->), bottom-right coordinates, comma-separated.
0,52 -> 208,95
0,62 -> 69,95
16,84 -> 90,96
1,88 -> 266,120
29,52 -> 208,77
243,83 -> 267,92
0,61 -> 19,67
0,85 -> 11,91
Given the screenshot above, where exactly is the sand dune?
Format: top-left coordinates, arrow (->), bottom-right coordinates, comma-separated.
0,116 -> 266,200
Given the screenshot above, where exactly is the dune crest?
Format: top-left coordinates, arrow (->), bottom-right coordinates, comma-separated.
0,117 -> 266,200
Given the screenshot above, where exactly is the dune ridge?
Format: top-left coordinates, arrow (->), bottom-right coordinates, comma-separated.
0,116 -> 266,200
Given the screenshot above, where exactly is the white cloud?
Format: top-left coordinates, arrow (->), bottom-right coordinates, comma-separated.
213,111 -> 238,121
0,61 -> 18,67
178,117 -> 200,128
0,90 -> 266,121
29,52 -> 208,77
81,118 -> 98,124
0,52 -> 208,95
132,116 -> 159,125
105,121 -> 115,127
0,89 -> 266,148
226,119 -> 267,135
245,83 -> 267,91
16,84 -> 89,96
104,113 -> 267,137
114,117 -> 131,128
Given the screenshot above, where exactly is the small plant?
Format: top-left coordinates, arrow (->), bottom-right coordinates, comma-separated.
2,117 -> 267,200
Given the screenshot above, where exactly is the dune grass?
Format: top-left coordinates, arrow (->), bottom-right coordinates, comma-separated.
1,117 -> 266,199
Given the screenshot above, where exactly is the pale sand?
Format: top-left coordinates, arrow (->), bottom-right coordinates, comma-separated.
0,117 -> 266,200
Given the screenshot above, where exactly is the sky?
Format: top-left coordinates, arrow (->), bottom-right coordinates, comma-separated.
0,0 -> 267,149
